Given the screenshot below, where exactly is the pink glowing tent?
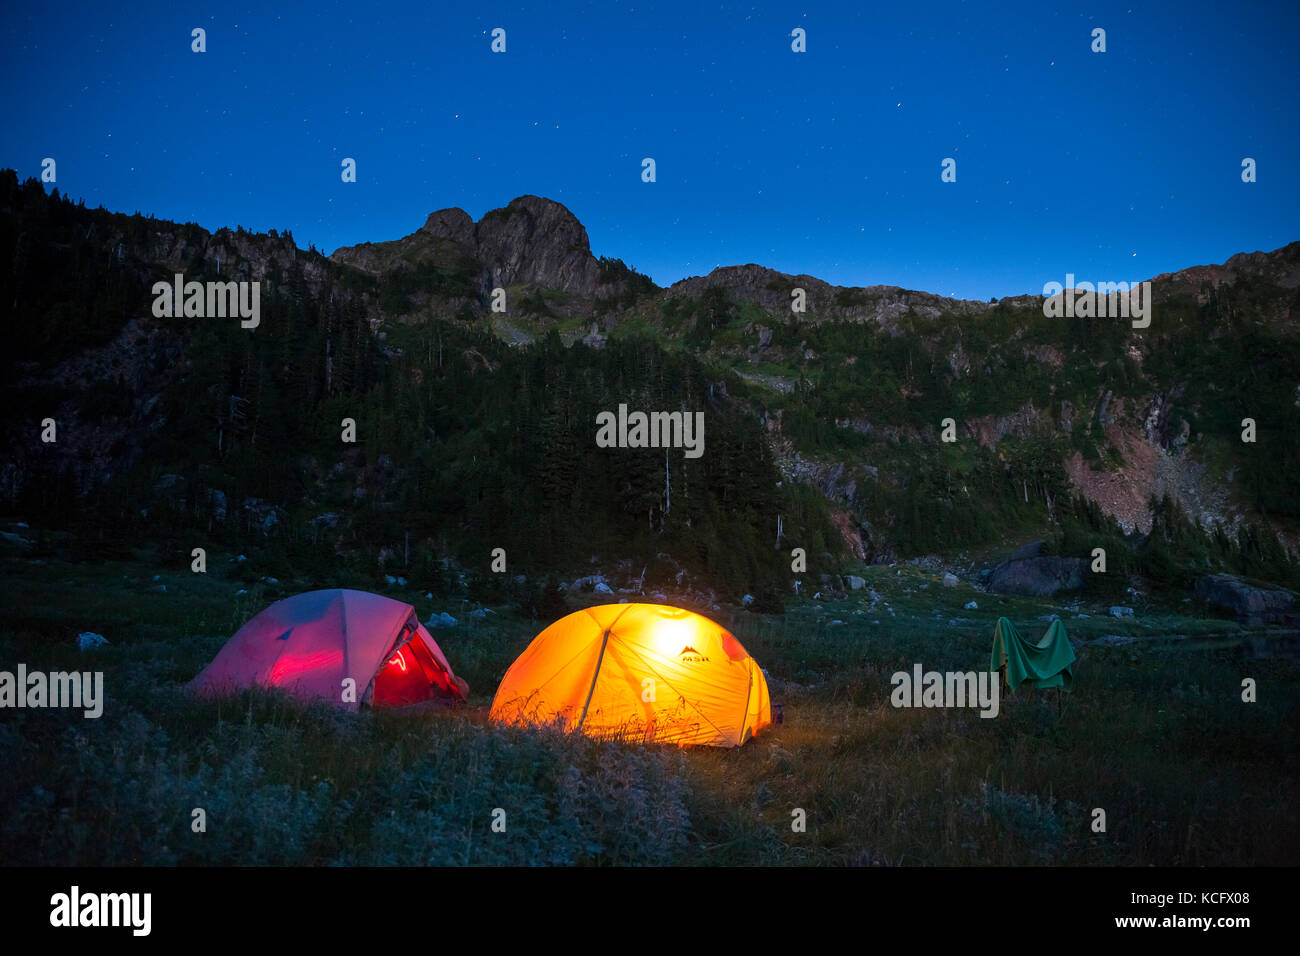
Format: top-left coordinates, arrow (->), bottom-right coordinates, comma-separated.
188,589 -> 468,709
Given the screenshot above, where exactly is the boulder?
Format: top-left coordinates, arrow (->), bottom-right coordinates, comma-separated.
942,572 -> 959,588
1109,606 -> 1134,619
1194,573 -> 1297,624
986,556 -> 1087,597
846,575 -> 866,591
1010,540 -> 1046,561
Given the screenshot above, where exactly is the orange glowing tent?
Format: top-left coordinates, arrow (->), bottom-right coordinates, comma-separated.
188,589 -> 468,709
489,603 -> 770,747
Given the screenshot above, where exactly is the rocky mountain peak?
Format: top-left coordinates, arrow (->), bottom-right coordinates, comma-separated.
419,206 -> 474,245
333,194 -> 604,298
475,195 -> 598,293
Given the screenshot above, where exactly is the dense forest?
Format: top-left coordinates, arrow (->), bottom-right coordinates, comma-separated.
0,173 -> 836,607
2,169 -> 1298,606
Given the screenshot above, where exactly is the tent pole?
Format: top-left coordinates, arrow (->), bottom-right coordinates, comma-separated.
574,605 -> 636,732
576,628 -> 613,732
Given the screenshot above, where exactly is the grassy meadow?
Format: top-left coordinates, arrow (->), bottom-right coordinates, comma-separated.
1,532 -> 1297,866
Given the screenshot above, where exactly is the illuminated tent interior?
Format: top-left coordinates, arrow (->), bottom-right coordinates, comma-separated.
188,589 -> 468,709
489,603 -> 770,747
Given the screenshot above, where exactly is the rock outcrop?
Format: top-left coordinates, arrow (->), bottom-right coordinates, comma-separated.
473,196 -> 602,294
332,195 -> 631,302
1194,573 -> 1297,624
664,263 -> 1009,329
987,554 -> 1088,597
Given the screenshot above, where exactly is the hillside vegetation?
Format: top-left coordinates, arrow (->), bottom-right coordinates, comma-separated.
2,171 -> 1298,603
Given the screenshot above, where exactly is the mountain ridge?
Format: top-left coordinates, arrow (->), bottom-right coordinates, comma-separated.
331,192 -> 1300,323
3,170 -> 1298,602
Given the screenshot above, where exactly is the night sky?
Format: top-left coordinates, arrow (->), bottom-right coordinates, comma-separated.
3,0 -> 1296,299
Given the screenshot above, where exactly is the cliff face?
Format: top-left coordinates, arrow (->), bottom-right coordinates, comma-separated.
473,196 -> 602,295
332,195 -> 611,300
5,317 -> 187,503
1152,244 -> 1300,299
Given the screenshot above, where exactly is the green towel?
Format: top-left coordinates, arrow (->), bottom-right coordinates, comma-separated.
990,617 -> 1075,691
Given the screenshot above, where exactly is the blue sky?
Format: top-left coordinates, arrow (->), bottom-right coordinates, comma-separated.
2,0 -> 1297,299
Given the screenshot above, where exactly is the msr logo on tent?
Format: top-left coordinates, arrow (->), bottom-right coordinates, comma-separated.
678,646 -> 709,663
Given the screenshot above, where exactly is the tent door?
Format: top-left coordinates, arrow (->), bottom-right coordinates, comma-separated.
370,617 -> 450,706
